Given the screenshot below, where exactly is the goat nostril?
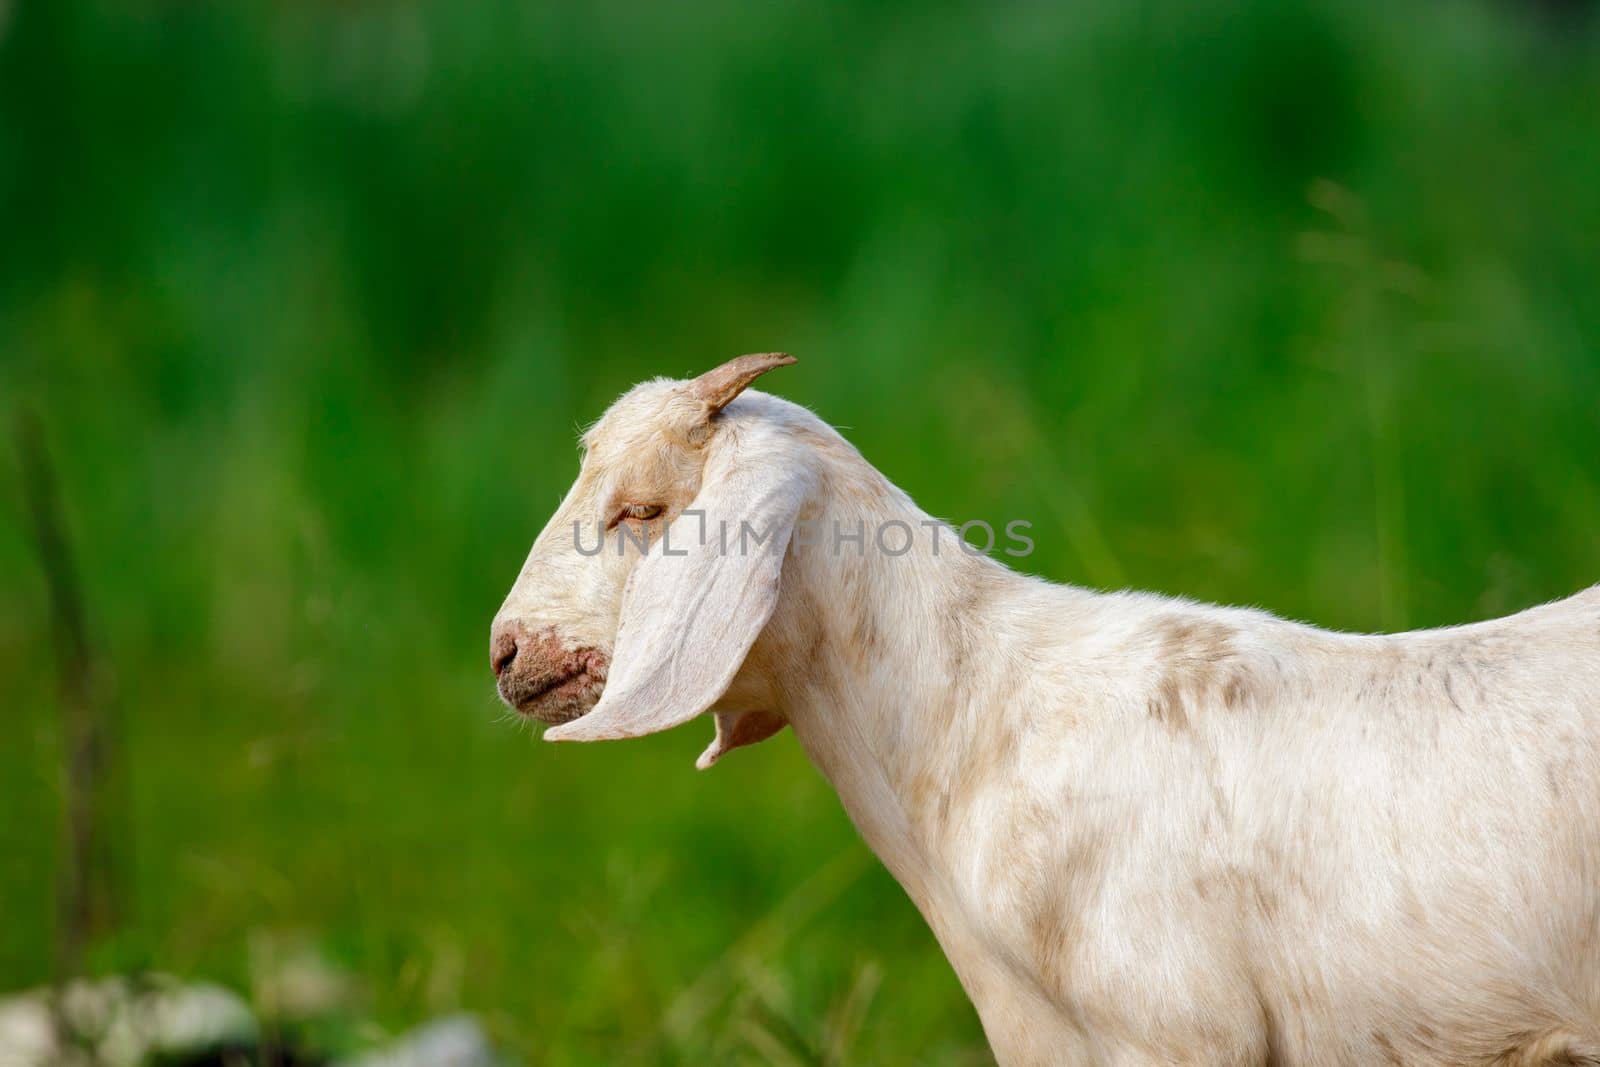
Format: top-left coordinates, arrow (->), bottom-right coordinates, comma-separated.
491,631 -> 519,679
493,647 -> 517,679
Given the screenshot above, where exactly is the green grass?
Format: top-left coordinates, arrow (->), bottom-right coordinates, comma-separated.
2,0 -> 1599,1062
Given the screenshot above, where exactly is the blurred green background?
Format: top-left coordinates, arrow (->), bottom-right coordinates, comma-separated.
2,0 -> 1598,1062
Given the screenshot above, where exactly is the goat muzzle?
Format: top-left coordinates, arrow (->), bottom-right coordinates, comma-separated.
490,620 -> 609,724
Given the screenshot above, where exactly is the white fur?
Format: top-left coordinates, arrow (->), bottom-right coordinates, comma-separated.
493,363 -> 1600,1066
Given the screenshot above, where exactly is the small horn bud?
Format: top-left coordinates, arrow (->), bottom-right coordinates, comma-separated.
689,352 -> 796,415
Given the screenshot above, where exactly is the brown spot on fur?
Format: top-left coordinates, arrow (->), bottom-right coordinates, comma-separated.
944,569 -> 995,698
1024,896 -> 1073,997
1222,672 -> 1251,709
783,596 -> 829,693
846,591 -> 885,662
1149,673 -> 1188,730
1251,877 -> 1280,917
1144,615 -> 1252,731
1194,866 -> 1281,918
1372,1031 -> 1404,1065
1017,797 -> 1100,998
1487,1031 -> 1595,1066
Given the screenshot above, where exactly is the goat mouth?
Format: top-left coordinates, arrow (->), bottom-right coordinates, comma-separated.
504,670 -> 604,725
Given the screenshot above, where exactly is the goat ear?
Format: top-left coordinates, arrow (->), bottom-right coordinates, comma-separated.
689,352 -> 796,416
544,431 -> 810,752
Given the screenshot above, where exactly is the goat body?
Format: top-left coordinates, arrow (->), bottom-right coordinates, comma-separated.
493,359 -> 1600,1066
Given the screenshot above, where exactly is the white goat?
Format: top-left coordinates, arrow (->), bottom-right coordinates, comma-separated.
491,354 -> 1600,1067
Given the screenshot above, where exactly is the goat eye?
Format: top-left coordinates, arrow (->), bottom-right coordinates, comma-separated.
622,503 -> 664,522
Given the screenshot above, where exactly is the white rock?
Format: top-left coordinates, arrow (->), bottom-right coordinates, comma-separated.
335,1015 -> 498,1067
0,993 -> 69,1067
0,977 -> 257,1067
